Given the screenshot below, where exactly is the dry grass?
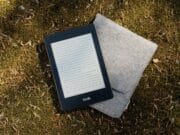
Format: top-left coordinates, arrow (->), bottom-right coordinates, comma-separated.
0,0 -> 179,134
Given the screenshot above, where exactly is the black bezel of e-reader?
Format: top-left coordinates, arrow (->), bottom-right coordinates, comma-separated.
44,24 -> 113,111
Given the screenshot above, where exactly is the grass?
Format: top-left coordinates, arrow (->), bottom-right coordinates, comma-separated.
0,0 -> 179,134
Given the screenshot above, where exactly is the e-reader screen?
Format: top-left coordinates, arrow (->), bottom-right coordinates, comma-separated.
51,33 -> 105,98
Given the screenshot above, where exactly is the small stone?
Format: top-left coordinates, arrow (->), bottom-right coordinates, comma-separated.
18,5 -> 25,11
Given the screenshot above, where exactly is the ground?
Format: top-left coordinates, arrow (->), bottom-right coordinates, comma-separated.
0,0 -> 179,134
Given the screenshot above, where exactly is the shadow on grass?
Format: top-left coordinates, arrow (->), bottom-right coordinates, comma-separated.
166,0 -> 180,20
36,42 -> 64,114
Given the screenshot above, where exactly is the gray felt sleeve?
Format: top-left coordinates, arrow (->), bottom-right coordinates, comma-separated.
90,14 -> 157,118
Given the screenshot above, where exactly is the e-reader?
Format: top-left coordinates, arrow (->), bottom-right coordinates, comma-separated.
44,24 -> 113,111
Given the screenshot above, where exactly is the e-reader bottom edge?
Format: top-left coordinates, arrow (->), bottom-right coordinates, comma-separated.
60,90 -> 113,112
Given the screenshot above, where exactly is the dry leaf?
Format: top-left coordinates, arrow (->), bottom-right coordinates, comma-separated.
33,112 -> 41,119
0,112 -> 4,120
153,58 -> 160,63
10,69 -> 19,75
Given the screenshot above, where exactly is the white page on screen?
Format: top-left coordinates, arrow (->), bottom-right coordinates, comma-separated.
51,33 -> 105,98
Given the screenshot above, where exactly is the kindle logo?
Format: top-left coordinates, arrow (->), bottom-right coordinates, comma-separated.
82,97 -> 91,102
